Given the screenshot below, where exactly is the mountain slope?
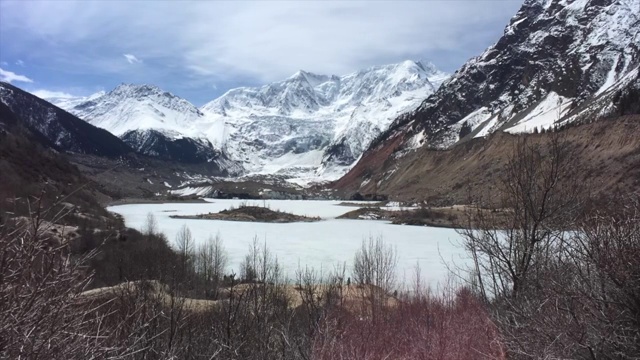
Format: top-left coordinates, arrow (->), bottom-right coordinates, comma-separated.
0,82 -> 131,157
200,60 -> 448,182
48,60 -> 447,183
333,115 -> 640,205
50,84 -> 226,165
336,0 -> 640,194
367,0 -> 639,151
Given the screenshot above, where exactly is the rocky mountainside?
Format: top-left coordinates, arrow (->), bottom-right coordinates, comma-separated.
336,0 -> 640,194
333,115 -> 640,205
0,82 -> 131,157
48,61 -> 447,183
200,60 -> 448,183
369,0 -> 639,150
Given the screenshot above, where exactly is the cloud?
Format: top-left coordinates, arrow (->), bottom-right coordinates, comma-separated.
30,89 -> 76,99
0,0 -> 523,103
0,67 -> 33,83
0,0 -> 522,86
15,59 -> 24,66
123,53 -> 142,64
0,61 -> 7,66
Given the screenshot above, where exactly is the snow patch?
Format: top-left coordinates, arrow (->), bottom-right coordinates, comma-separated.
504,92 -> 572,133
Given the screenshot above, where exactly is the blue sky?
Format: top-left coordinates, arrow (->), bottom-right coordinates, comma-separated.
0,0 -> 523,106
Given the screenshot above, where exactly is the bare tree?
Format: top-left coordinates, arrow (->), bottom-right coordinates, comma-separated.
143,212 -> 158,236
352,236 -> 397,321
174,224 -> 194,281
195,233 -> 228,299
352,236 -> 398,292
452,134 -> 640,359
0,204 -> 121,359
460,134 -> 582,300
559,196 -> 640,357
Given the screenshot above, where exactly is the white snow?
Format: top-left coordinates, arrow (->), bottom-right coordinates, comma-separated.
47,61 -> 449,186
170,186 -> 213,197
596,55 -> 620,96
504,92 -> 572,133
412,0 -> 640,148
198,60 -> 449,184
407,130 -> 426,150
108,200 -> 470,289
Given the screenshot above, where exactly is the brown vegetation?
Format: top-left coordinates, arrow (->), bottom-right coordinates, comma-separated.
171,205 -> 321,223
337,204 -> 499,228
334,115 -> 640,206
3,125 -> 640,359
459,134 -> 640,358
1,201 -> 506,359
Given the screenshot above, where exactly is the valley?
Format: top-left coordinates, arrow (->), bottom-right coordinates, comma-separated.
107,199 -> 467,290
1,0 -> 640,358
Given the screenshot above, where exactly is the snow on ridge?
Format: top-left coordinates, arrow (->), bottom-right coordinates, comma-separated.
197,59 -> 450,184
505,92 -> 572,133
43,60 -> 449,185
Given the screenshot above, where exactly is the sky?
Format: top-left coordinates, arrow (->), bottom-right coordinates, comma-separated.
0,0 -> 523,106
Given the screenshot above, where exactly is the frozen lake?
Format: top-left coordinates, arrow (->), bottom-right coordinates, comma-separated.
108,199 -> 469,289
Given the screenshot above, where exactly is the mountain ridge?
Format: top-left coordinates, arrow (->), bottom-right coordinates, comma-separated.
0,82 -> 132,157
369,0 -> 639,151
44,60 -> 449,184
334,0 -> 640,197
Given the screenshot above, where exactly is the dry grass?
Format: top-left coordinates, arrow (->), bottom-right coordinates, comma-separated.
81,280 -> 221,312
335,115 -> 640,206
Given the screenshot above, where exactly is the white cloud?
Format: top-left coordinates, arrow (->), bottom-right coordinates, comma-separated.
0,67 -> 33,83
123,53 -> 142,64
15,59 -> 25,66
1,1 -> 523,84
30,89 -> 76,99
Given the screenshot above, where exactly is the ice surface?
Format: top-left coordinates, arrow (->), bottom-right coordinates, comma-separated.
108,200 -> 470,289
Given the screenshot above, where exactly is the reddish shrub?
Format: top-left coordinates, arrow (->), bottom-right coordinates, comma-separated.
312,287 -> 505,360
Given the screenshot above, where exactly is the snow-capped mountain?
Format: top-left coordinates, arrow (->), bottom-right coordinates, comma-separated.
49,60 -> 447,183
69,84 -> 205,136
365,0 -> 639,153
50,84 -> 227,164
200,60 -> 448,182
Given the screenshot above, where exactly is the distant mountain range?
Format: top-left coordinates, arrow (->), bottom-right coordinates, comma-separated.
364,0 -> 639,151
334,0 -> 640,197
42,60 -> 449,183
3,0 -> 639,196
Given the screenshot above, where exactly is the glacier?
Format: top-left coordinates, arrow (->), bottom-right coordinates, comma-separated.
44,60 -> 449,185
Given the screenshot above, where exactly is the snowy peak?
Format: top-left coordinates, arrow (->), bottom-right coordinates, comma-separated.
377,0 -> 640,150
40,59 -> 449,183
56,83 -> 205,137
288,70 -> 335,86
198,60 -> 449,182
202,60 -> 446,119
203,70 -> 338,116
45,83 -> 231,166
338,60 -> 445,106
101,83 -> 203,118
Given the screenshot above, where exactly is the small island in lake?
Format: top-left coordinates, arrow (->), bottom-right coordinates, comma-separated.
170,206 -> 321,223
